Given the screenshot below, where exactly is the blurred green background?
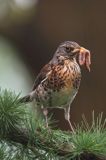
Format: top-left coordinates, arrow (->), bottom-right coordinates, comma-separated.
0,0 -> 106,130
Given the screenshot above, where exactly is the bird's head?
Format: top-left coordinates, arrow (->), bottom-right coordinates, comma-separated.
54,41 -> 91,71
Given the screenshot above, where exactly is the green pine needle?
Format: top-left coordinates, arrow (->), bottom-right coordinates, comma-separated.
0,89 -> 105,160
0,89 -> 26,136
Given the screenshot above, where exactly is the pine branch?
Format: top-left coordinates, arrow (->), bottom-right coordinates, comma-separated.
0,89 -> 106,160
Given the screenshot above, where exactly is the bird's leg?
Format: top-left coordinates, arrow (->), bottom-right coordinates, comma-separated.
64,106 -> 75,133
42,107 -> 49,128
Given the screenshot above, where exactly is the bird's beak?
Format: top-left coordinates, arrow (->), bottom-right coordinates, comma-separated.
74,47 -> 91,72
79,47 -> 90,55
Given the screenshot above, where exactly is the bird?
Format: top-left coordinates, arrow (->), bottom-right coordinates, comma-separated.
20,41 -> 91,132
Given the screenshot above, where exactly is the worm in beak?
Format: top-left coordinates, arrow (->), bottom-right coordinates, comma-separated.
78,47 -> 91,72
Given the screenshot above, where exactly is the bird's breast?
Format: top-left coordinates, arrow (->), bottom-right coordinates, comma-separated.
49,59 -> 81,91
45,60 -> 81,107
35,59 -> 81,108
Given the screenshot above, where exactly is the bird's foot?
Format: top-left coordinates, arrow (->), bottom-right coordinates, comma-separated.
42,107 -> 51,131
68,120 -> 75,134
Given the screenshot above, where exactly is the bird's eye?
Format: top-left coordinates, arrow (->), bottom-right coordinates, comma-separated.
66,47 -> 74,53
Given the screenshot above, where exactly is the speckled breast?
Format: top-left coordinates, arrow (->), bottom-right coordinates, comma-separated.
36,59 -> 81,108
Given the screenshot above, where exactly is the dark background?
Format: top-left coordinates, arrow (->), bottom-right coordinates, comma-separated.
0,0 -> 106,130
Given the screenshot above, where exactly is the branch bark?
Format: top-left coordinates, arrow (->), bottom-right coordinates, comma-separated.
4,128 -> 105,160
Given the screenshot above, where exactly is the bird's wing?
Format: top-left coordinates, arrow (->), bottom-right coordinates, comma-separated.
31,61 -> 52,91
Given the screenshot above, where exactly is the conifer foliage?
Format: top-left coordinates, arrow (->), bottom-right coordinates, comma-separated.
0,89 -> 106,160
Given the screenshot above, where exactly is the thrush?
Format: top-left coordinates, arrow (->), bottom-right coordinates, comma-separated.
20,41 -> 91,132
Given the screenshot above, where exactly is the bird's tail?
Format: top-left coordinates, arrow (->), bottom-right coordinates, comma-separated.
19,94 -> 32,103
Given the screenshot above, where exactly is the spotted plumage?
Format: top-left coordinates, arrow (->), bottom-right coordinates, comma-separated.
20,41 -> 91,132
